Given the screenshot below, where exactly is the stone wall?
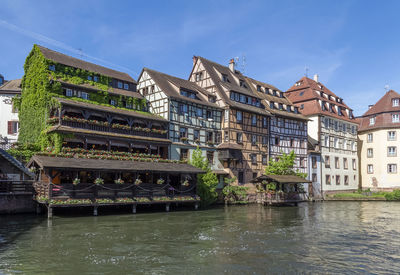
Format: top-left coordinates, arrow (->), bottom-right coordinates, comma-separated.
0,194 -> 35,214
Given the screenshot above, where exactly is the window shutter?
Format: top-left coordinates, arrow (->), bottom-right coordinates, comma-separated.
7,121 -> 12,134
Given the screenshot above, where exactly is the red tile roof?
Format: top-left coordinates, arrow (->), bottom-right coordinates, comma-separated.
358,90 -> 400,132
285,76 -> 356,123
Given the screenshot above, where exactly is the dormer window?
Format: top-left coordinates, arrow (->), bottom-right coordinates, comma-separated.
329,104 -> 335,113
265,88 -> 270,94
392,114 -> 399,123
93,76 -> 99,82
110,99 -> 116,106
393,98 -> 399,107
117,81 -> 123,89
270,102 -> 275,109
87,75 -> 93,81
124,83 -> 129,90
295,81 -> 302,86
239,94 -> 246,103
279,103 -> 283,110
370,117 -> 376,125
239,80 -> 247,88
287,105 -> 291,112
180,89 -> 196,99
279,92 -> 284,98
48,65 -> 56,71
195,72 -> 203,82
300,104 -> 304,110
273,90 -> 277,96
294,107 -> 299,114
208,95 -> 216,103
222,74 -> 229,82
321,101 -> 327,111
299,91 -> 304,96
257,85 -> 261,92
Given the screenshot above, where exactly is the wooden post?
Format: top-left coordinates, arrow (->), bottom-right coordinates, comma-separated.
47,206 -> 53,219
132,204 -> 136,214
93,206 -> 98,216
165,203 -> 170,212
36,203 -> 42,214
194,202 -> 199,210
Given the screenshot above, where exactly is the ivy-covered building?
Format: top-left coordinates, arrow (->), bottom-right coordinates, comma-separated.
137,68 -> 224,172
19,45 -> 202,216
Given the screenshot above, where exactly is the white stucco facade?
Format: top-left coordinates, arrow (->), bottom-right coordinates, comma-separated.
0,93 -> 19,144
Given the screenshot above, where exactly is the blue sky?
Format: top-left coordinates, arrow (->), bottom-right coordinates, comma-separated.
1,0 -> 399,116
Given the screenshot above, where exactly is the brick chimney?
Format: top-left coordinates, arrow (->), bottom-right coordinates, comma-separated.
229,58 -> 235,72
313,74 -> 319,82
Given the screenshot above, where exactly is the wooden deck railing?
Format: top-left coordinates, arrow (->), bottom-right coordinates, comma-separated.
0,180 -> 34,194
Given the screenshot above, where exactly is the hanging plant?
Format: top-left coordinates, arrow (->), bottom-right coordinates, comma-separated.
73,178 -> 80,185
156,178 -> 164,185
134,178 -> 142,185
114,178 -> 125,184
94,178 -> 104,185
181,180 -> 189,187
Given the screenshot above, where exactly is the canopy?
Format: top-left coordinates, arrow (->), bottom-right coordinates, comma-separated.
250,174 -> 311,184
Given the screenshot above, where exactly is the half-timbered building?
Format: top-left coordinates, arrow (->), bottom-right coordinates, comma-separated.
137,68 -> 224,172
286,75 -> 359,195
189,57 -> 271,185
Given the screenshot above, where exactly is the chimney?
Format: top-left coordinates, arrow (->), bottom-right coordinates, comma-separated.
192,56 -> 198,65
368,105 -> 374,110
229,58 -> 235,72
313,74 -> 319,82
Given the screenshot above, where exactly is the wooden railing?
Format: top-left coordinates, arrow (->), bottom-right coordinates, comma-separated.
60,120 -> 168,139
0,180 -> 34,194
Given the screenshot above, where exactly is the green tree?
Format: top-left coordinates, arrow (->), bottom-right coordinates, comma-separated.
222,177 -> 249,204
265,151 -> 307,178
191,147 -> 218,207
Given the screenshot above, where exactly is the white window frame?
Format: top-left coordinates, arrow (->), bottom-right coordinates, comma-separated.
367,164 -> 373,174
388,131 -> 396,141
388,164 -> 397,174
392,114 -> 399,123
369,117 -> 376,125
393,98 -> 399,107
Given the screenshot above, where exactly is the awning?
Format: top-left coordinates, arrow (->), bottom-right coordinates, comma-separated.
250,174 -> 311,184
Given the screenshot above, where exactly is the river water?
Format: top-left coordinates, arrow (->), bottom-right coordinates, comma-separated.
0,202 -> 399,274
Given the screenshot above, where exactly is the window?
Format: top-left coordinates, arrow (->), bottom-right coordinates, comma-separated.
222,74 -> 229,82
300,104 -> 304,110
93,76 -> 99,82
65,88 -> 73,97
334,137 -> 339,148
110,99 -> 116,106
253,173 -> 258,179
81,92 -> 89,100
388,164 -> 397,174
343,158 -> 348,169
335,157 -> 340,169
224,131 -> 229,142
239,80 -> 247,88
194,130 -> 199,141
206,110 -> 212,119
237,132 -> 243,143
263,117 -> 268,128
369,117 -> 376,125
207,151 -> 214,164
393,114 -> 399,123
312,157 -> 317,169
252,115 -> 257,126
367,133 -> 373,143
195,72 -> 203,82
270,101 -> 275,109
179,104 -> 188,115
87,75 -> 93,81
48,64 -> 55,71
126,102 -> 132,109
250,154 -> 257,165
124,83 -> 129,90
257,85 -> 261,92
366,148 -> 373,158
388,131 -> 396,141
179,127 -> 187,138
367,164 -> 373,174
251,135 -> 257,145
236,111 -> 242,123
7,121 -> 19,135
388,146 -> 397,157
326,175 -> 331,185
180,149 -> 188,161
117,81 -> 123,89
215,132 -> 221,144
262,136 -> 268,146
324,135 -> 329,147
352,159 -> 356,170
325,156 -> 330,168
196,108 -> 203,117
393,98 -> 399,107
262,154 -> 267,165
206,132 -> 213,143
300,157 -> 306,168
336,175 -> 340,185
238,172 -> 244,185
344,175 -> 349,186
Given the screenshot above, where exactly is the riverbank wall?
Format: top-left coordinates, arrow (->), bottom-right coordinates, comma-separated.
0,194 -> 36,214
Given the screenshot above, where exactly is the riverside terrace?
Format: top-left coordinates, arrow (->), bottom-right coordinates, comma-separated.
28,155 -> 203,218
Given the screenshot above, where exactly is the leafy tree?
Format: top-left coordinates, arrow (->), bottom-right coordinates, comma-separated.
191,147 -> 218,207
265,151 -> 307,178
222,177 -> 249,204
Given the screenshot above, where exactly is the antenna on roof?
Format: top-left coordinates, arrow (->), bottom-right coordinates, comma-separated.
234,55 -> 247,73
384,84 -> 390,92
305,66 -> 309,77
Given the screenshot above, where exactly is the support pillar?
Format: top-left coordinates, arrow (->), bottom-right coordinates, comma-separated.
165,203 -> 170,212
194,203 -> 199,210
47,206 -> 53,219
93,206 -> 98,216
36,203 -> 42,214
132,204 -> 137,214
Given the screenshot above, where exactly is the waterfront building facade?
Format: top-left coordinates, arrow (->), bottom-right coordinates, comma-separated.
358,90 -> 400,190
286,75 -> 359,195
137,68 -> 224,174
189,57 -> 271,185
0,79 -> 21,148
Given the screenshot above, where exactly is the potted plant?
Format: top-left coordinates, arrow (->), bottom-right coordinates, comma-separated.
73,178 -> 80,185
134,178 -> 142,185
180,137 -> 188,142
114,178 -> 124,184
181,179 -> 189,187
157,178 -> 164,185
94,178 -> 104,185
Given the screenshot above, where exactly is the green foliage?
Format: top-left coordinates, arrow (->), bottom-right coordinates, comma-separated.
191,147 -> 218,207
265,151 -> 307,179
265,181 -> 276,191
384,190 -> 400,201
222,177 -> 249,204
7,143 -> 41,164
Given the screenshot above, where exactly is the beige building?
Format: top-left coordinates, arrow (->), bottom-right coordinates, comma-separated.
358,90 -> 400,190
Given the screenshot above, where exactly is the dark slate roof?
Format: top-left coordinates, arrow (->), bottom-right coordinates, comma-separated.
142,68 -> 221,109
37,45 -> 136,83
56,97 -> 167,122
30,156 -> 204,173
217,143 -> 243,150
250,174 -> 311,184
0,149 -> 34,178
0,79 -> 21,94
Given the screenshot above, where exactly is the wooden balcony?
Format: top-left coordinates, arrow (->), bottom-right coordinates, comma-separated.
0,180 -> 34,195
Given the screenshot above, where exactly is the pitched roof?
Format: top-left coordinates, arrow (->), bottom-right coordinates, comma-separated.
142,68 -> 221,109
0,79 -> 21,94
194,56 -> 270,116
285,76 -> 356,123
250,174 -> 311,184
29,156 -> 204,173
358,90 -> 400,132
0,149 -> 34,178
37,45 -> 135,83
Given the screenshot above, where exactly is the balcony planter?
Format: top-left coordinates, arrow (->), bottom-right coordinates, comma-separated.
134,178 -> 142,186
72,178 -> 80,186
156,178 -> 165,185
94,178 -> 104,185
114,178 -> 125,184
181,180 -> 189,187
180,137 -> 188,142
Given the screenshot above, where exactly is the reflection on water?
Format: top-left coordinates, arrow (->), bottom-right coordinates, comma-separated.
0,202 -> 400,274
